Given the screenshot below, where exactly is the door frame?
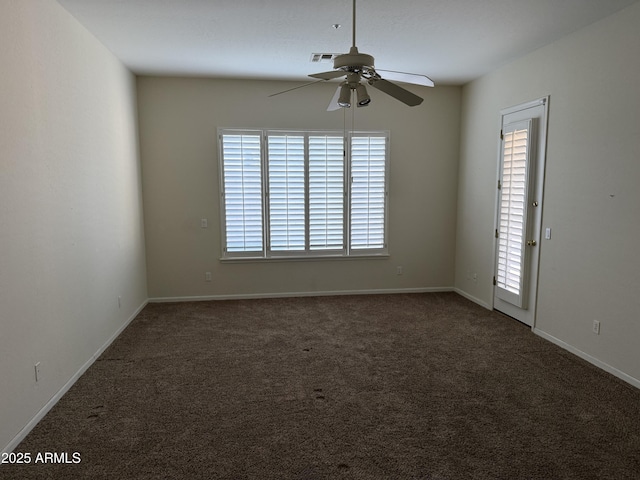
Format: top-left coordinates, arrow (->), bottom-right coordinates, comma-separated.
491,96 -> 550,328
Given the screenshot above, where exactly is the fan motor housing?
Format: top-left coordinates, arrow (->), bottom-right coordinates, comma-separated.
333,47 -> 374,72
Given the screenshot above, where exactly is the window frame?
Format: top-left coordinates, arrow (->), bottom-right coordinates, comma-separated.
218,128 -> 390,261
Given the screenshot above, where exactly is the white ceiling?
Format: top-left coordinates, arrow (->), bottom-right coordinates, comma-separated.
56,0 -> 639,85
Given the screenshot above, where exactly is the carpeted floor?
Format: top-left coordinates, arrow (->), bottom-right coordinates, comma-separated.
4,293 -> 640,479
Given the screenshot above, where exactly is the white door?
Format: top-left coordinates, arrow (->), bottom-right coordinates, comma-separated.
493,97 -> 549,327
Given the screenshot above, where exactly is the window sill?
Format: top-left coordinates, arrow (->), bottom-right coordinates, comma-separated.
219,253 -> 390,264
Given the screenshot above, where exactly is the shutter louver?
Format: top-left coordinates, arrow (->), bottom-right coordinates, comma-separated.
309,135 -> 345,251
267,135 -> 306,251
350,135 -> 387,250
222,134 -> 263,253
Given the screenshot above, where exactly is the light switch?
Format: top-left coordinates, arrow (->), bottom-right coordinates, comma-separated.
201,218 -> 208,228
545,227 -> 551,240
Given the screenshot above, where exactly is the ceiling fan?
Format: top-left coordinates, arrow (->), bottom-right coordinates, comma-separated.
271,0 -> 434,110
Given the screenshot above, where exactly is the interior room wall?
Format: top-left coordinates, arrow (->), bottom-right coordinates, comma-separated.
0,0 -> 148,452
137,77 -> 461,300
455,2 -> 640,384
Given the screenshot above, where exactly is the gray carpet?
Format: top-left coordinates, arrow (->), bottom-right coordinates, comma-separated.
4,293 -> 640,479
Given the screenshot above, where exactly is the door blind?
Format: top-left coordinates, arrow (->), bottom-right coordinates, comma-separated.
496,120 -> 532,308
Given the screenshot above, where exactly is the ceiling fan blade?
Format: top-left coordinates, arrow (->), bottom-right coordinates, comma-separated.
376,69 -> 435,87
269,80 -> 326,98
327,86 -> 343,111
309,70 -> 347,81
368,78 -> 423,106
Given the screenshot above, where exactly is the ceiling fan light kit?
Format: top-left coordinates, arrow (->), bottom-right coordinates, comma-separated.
338,84 -> 352,107
355,83 -> 371,106
270,0 -> 434,111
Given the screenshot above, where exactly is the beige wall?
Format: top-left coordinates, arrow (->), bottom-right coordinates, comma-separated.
137,77 -> 461,299
455,2 -> 640,384
0,0 -> 147,451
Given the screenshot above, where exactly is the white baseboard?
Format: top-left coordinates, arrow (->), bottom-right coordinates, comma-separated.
2,300 -> 148,455
453,288 -> 492,310
533,328 -> 640,390
149,287 -> 455,303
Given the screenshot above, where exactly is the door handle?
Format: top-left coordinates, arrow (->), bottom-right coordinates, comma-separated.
527,240 -> 537,246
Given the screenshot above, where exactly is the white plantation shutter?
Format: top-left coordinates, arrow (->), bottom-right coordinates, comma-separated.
350,134 -> 388,251
221,133 -> 264,253
309,135 -> 345,251
267,134 -> 306,251
219,129 -> 388,259
496,120 -> 532,308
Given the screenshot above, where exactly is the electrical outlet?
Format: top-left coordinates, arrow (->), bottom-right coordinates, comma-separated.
205,272 -> 212,282
396,266 -> 403,275
34,362 -> 41,382
201,218 -> 208,228
592,320 -> 601,335
472,273 -> 478,283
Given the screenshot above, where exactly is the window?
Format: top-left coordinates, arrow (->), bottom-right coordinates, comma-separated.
218,129 -> 389,259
